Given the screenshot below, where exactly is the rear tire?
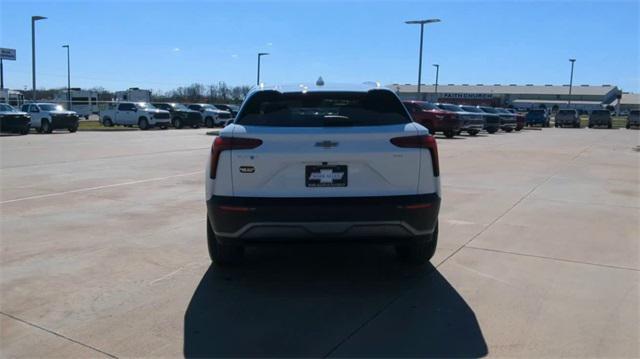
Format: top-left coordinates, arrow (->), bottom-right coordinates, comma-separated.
20,127 -> 30,135
103,118 -> 113,127
487,129 -> 497,134
41,120 -> 52,134
468,130 -> 479,136
207,216 -> 244,265
608,122 -> 612,129
173,117 -> 183,129
588,124 -> 593,128
68,125 -> 78,133
444,130 -> 455,138
396,221 -> 438,265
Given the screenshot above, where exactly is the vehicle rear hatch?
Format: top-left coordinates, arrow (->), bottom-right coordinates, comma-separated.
228,89 -> 430,197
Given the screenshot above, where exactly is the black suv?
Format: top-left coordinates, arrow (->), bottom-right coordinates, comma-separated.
626,110 -> 639,129
555,109 -> 580,128
152,103 -> 203,129
588,110 -> 612,129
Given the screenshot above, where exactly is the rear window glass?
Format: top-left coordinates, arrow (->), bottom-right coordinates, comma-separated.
558,110 -> 576,115
418,102 -> 439,111
437,104 -> 463,112
236,90 -> 410,127
591,110 -> 609,115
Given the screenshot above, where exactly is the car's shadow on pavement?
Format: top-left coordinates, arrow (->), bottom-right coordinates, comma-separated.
183,244 -> 487,358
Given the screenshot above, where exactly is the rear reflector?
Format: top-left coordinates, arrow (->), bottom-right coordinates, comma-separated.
390,135 -> 439,177
210,137 -> 263,179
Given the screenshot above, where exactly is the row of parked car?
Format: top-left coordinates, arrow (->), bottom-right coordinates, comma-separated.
0,101 -> 240,134
99,102 -> 239,130
1,100 -> 639,135
403,101 -> 526,138
402,102 -> 640,137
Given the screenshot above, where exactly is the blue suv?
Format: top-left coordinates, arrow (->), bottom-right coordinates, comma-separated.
525,109 -> 550,127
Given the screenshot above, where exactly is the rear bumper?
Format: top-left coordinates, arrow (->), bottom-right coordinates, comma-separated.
207,194 -> 440,243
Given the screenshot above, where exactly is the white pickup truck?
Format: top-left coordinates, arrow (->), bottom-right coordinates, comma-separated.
20,103 -> 79,133
100,102 -> 171,130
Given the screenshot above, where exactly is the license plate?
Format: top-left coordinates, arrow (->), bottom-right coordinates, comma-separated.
305,165 -> 347,187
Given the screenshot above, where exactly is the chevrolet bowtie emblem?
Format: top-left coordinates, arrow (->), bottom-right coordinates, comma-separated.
315,140 -> 339,149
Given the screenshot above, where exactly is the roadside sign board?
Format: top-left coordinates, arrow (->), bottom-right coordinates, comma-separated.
0,48 -> 16,61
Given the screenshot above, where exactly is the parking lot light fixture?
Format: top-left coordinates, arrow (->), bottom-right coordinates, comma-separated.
405,18 -> 441,100
568,58 -> 576,106
62,45 -> 70,110
31,15 -> 47,101
433,64 -> 440,99
257,52 -> 269,86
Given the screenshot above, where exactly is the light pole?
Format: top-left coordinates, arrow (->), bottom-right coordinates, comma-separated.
257,52 -> 269,86
568,58 -> 576,106
62,45 -> 70,110
433,64 -> 440,100
31,15 -> 47,101
405,18 -> 440,100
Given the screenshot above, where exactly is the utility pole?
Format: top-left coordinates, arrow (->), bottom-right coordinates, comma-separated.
31,15 -> 47,101
568,58 -> 576,106
433,64 -> 440,100
405,19 -> 441,100
62,45 -> 70,109
257,52 -> 269,86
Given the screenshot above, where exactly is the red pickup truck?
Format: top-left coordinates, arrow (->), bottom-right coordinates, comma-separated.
403,100 -> 461,138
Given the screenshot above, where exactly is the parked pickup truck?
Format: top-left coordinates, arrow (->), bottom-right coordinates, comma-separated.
100,102 -> 171,130
436,103 -> 485,136
21,103 -> 79,133
187,103 -> 233,127
461,105 -> 500,134
152,102 -> 203,129
0,103 -> 31,135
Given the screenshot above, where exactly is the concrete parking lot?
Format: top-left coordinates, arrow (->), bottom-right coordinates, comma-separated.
1,128 -> 638,357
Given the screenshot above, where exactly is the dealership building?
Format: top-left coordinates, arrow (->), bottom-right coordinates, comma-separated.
390,83 -> 624,111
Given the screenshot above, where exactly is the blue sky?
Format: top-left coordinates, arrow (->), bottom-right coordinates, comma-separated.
1,0 -> 638,92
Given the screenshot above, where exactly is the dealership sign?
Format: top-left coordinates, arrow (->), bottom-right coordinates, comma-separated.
0,48 -> 16,61
441,93 -> 494,99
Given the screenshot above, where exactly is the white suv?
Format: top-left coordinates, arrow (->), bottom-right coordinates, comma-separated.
205,83 -> 441,265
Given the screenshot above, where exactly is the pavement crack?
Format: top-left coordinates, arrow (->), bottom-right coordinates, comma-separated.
0,311 -> 118,358
465,246 -> 639,272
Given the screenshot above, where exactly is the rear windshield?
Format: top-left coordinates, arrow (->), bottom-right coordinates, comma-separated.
236,90 -> 410,127
591,110 -> 610,115
461,106 -> 483,113
558,110 -> 576,115
437,104 -> 463,112
527,110 -> 546,117
418,102 -> 439,111
479,107 -> 498,114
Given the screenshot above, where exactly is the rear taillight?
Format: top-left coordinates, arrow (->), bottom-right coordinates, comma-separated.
210,137 -> 262,179
390,135 -> 439,177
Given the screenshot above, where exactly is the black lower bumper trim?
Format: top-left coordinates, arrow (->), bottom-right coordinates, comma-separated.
207,194 -> 440,242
